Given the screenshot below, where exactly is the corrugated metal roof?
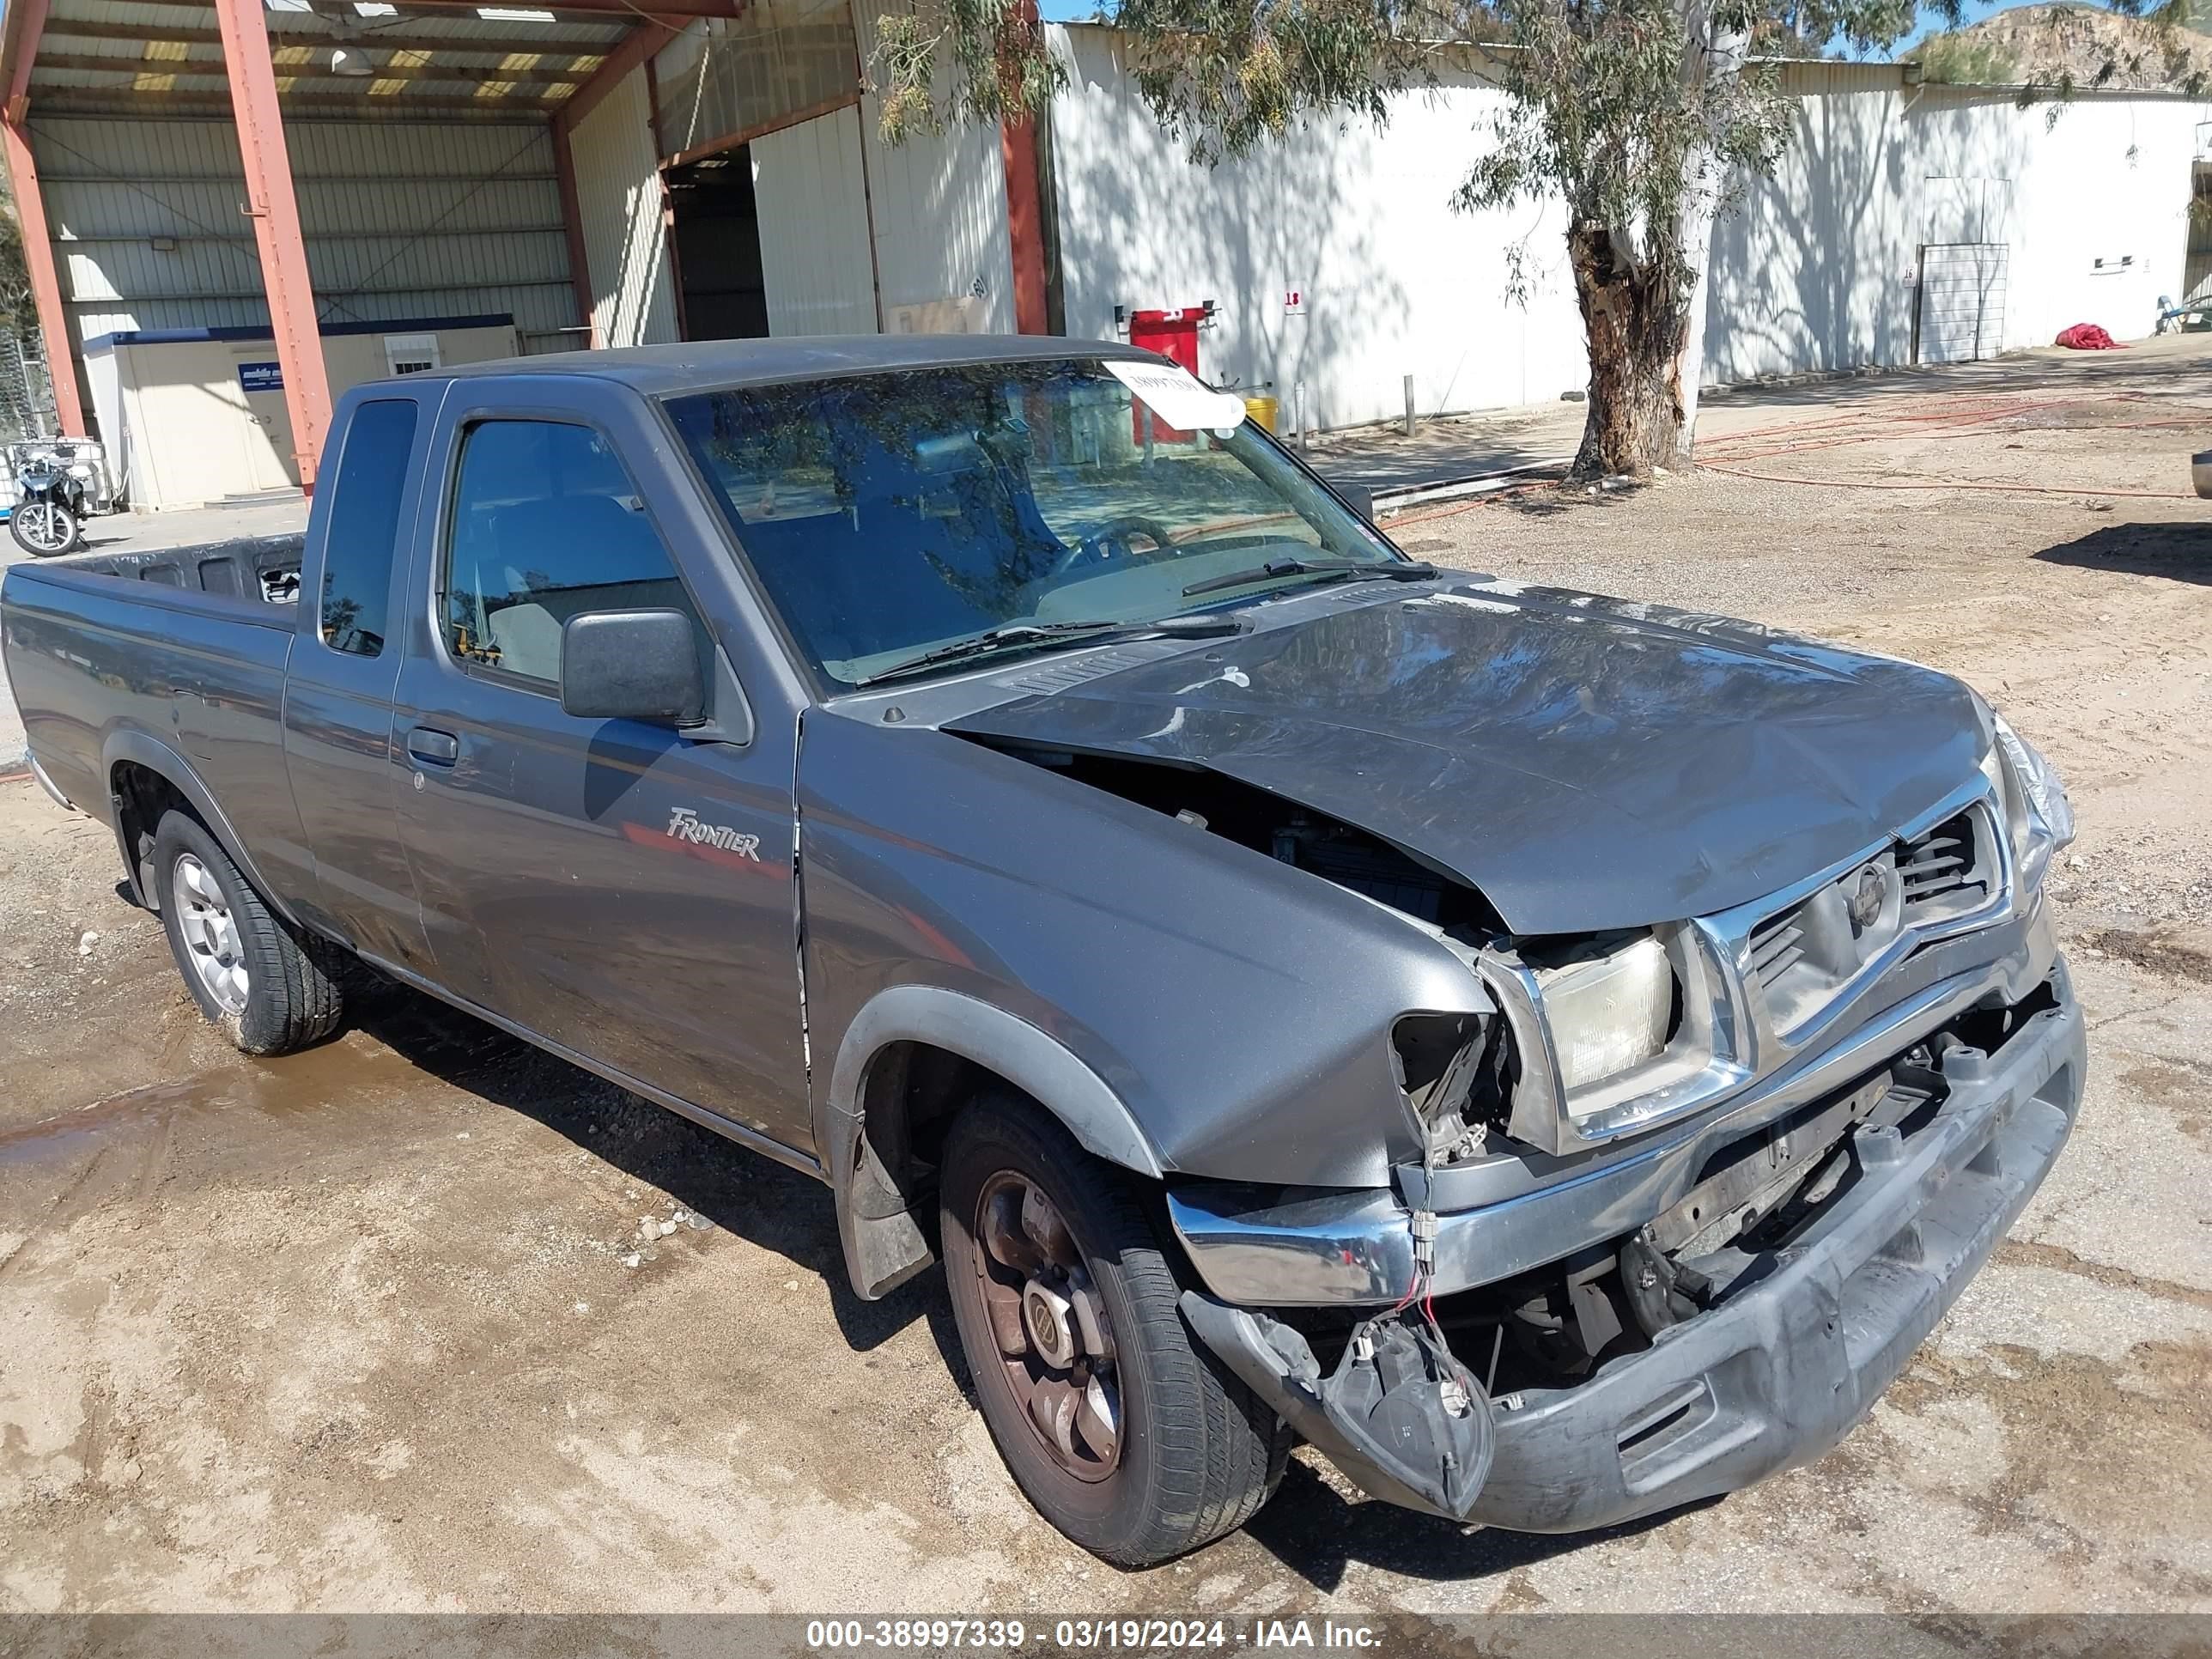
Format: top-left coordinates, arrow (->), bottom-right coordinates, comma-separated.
31,0 -> 628,118
1768,59 -> 1909,94
50,0 -> 624,48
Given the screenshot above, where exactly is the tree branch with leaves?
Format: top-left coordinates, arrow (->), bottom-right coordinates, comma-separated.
869,0 -> 2195,476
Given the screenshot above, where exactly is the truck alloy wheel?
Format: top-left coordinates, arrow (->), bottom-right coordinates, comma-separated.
149,811 -> 344,1055
969,1170 -> 1122,1479
939,1095 -> 1289,1567
171,851 -> 250,1015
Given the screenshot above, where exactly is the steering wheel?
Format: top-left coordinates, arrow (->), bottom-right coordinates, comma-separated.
1050,514 -> 1183,579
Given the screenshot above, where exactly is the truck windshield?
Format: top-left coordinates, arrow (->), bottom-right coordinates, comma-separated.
665,359 -> 1403,689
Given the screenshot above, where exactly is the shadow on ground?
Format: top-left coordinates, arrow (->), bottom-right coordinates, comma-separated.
336,978 -> 1709,1592
342,978 -> 964,1366
2033,520 -> 2212,585
1698,334 -> 2212,417
1490,483 -> 1641,520
1239,1465 -> 1717,1591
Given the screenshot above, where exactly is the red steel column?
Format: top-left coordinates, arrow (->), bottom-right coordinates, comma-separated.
0,120 -> 84,435
212,0 -> 331,487
997,0 -> 1048,334
1000,116 -> 1048,335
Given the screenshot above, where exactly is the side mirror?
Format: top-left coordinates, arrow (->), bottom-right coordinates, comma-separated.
1336,483 -> 1376,526
560,609 -> 706,726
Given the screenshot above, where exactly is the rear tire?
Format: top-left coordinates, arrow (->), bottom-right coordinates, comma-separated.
939,1092 -> 1290,1568
151,810 -> 343,1054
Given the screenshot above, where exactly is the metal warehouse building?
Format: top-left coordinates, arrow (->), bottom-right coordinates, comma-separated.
0,0 -> 1048,505
1,0 -> 2204,512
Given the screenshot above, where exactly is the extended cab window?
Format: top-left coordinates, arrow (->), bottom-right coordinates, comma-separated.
440,419 -> 696,688
319,398 -> 417,657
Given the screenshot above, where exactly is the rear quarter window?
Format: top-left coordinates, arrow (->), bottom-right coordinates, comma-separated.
319,398 -> 419,658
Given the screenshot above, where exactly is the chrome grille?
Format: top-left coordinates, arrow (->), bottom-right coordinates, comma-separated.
1746,797 -> 2002,1041
1898,811 -> 1985,915
1748,908 -> 1807,990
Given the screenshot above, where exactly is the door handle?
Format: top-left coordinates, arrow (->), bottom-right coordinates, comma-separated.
406,726 -> 459,765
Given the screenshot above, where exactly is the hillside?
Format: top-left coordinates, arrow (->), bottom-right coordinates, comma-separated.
1905,3 -> 2212,90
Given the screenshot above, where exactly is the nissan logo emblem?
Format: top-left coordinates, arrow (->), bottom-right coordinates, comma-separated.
1847,864 -> 1888,929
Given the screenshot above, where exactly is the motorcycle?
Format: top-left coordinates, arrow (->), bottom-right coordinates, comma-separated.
8,440 -> 99,556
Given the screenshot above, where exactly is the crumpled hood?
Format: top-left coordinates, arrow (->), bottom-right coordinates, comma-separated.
945,580 -> 1988,934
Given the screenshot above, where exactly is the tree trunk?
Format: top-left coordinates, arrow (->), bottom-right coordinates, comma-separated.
1671,2 -> 1749,466
1567,221 -> 1691,479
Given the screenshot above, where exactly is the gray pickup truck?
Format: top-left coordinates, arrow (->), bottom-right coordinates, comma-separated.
3,336 -> 2083,1567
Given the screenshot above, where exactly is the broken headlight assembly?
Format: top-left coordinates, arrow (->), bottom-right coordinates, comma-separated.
1979,709 -> 2074,893
1396,924 -> 1747,1159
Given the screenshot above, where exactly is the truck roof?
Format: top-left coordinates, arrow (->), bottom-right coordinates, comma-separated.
439,333 -> 1160,398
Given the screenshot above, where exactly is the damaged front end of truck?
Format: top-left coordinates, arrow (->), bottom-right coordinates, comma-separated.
1141,712 -> 2085,1532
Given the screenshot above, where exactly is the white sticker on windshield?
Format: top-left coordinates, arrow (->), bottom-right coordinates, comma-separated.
1106,359 -> 1248,435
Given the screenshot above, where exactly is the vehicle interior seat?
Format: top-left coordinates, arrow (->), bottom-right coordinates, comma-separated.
459,494 -> 690,681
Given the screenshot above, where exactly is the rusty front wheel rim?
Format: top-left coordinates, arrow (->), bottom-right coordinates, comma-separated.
969,1169 -> 1122,1483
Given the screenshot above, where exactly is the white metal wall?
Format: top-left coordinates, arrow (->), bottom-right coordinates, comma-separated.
568,5 -> 1016,346
1703,84 -> 2202,384
1047,27 -> 1588,431
753,104 -> 879,334
853,4 -> 1017,333
1050,31 -> 2210,426
568,66 -> 680,349
28,115 -> 579,353
97,321 -> 517,512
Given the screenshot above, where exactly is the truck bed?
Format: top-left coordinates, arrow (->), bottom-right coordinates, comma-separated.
41,532 -> 306,608
1,536 -> 303,843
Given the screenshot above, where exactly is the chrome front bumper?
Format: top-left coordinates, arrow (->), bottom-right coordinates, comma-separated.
1181,952 -> 2085,1530
1169,896 -> 2063,1308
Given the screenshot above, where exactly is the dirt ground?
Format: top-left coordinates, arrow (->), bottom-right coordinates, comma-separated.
5,340 -> 2212,1622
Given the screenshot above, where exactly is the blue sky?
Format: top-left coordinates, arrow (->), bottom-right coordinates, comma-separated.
1037,0 -> 2051,52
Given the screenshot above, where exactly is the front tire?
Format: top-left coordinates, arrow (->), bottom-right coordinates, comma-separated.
151,810 -> 343,1054
11,500 -> 78,556
939,1093 -> 1289,1568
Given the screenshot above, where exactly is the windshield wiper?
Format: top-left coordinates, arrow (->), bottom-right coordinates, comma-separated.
848,614 -> 1246,690
1181,556 -> 1437,599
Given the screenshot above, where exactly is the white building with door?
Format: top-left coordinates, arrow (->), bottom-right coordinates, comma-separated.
83,315 -> 516,512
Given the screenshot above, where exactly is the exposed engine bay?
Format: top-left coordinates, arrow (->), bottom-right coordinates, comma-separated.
958,726 -> 2075,1527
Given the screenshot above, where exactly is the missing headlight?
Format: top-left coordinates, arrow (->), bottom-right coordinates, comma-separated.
1392,1011 -> 1516,1161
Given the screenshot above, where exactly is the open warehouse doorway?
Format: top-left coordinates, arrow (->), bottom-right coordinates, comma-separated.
663,110 -> 878,340
665,149 -> 770,342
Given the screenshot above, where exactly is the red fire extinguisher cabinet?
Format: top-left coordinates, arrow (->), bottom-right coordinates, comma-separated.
1127,307 -> 1204,441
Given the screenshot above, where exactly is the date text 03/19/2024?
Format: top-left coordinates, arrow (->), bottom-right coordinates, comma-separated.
803,1620 -> 1387,1650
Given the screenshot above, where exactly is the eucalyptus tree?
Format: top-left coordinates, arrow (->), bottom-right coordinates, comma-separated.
872,0 -> 2185,476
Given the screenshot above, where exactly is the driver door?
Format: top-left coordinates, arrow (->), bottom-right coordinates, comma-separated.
390,384 -> 810,1146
